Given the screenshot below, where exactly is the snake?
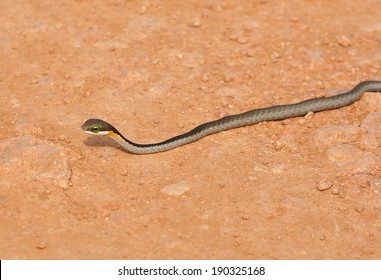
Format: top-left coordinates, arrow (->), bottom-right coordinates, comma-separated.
81,80 -> 381,154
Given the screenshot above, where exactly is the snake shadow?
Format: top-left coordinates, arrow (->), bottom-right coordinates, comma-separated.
83,137 -> 126,152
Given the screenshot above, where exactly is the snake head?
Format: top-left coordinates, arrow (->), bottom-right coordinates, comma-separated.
81,119 -> 118,136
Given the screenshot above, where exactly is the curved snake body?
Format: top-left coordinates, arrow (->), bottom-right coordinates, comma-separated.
81,80 -> 381,154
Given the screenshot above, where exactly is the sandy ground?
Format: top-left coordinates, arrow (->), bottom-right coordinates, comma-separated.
1,0 -> 381,260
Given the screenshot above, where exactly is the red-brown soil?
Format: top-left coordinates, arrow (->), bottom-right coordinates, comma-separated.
1,0 -> 381,259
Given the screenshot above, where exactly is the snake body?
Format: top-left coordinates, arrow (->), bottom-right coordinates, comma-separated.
81,80 -> 381,154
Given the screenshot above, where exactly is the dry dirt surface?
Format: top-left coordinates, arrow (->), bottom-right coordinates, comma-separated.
1,0 -> 381,260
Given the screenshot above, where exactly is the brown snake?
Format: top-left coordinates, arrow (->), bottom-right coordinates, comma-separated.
82,80 -> 381,154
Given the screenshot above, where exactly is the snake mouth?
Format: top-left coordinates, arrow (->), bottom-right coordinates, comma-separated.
83,130 -> 110,136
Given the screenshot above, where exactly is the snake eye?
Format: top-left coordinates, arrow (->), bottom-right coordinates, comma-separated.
91,125 -> 101,133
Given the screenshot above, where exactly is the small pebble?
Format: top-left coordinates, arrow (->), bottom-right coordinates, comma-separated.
304,111 -> 314,120
218,183 -> 225,188
36,242 -> 47,250
191,18 -> 202,27
317,180 -> 333,191
237,36 -> 249,44
338,187 -> 346,198
246,50 -> 256,57
369,178 -> 381,188
275,141 -> 284,151
338,35 -> 352,47
354,205 -> 364,213
201,74 -> 209,82
331,187 -> 340,195
270,52 -> 281,60
161,182 -> 189,196
58,135 -> 67,142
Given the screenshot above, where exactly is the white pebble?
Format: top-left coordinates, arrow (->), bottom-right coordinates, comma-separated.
161,182 -> 189,196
